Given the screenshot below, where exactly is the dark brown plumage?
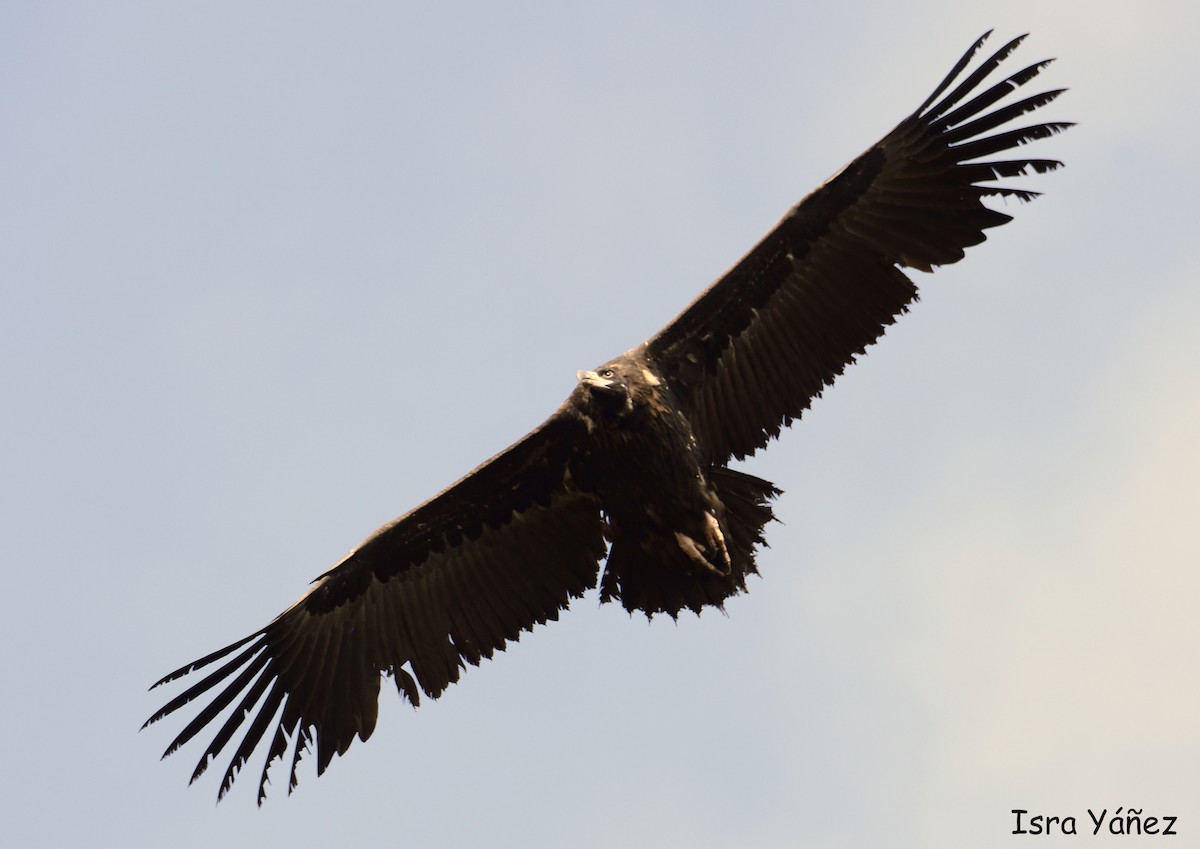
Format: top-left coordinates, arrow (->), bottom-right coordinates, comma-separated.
144,31 -> 1070,803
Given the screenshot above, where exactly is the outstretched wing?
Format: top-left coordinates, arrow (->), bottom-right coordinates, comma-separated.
646,32 -> 1071,464
143,411 -> 606,804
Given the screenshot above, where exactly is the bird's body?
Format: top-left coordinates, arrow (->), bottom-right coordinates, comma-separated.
570,356 -> 779,615
144,31 -> 1070,804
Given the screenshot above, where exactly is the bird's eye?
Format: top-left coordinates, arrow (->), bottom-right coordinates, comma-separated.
599,368 -> 615,379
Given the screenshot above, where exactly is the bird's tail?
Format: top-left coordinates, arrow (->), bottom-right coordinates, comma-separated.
600,467 -> 780,618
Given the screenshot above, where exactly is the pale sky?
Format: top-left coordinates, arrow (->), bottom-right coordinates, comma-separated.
3,2 -> 1198,847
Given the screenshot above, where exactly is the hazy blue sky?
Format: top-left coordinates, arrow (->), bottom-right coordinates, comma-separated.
3,2 -> 1197,847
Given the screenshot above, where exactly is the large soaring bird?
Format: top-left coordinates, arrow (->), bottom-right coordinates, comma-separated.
144,31 -> 1069,803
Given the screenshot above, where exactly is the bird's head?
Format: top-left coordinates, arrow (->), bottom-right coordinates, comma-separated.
576,363 -> 634,417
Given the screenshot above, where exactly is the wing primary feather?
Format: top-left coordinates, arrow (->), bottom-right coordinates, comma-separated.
217,682 -> 287,800
921,34 -> 1029,122
287,726 -> 312,796
912,29 -> 995,114
178,653 -> 273,779
950,121 -> 1074,163
937,74 -> 1061,139
144,638 -> 267,731
149,631 -> 261,690
256,705 -> 298,806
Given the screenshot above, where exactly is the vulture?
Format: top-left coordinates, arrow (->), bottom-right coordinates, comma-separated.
144,31 -> 1070,804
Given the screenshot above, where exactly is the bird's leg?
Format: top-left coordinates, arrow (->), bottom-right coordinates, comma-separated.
704,511 -> 732,572
672,512 -> 731,576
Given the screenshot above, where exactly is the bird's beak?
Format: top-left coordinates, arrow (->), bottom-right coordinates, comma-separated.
577,370 -> 615,389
